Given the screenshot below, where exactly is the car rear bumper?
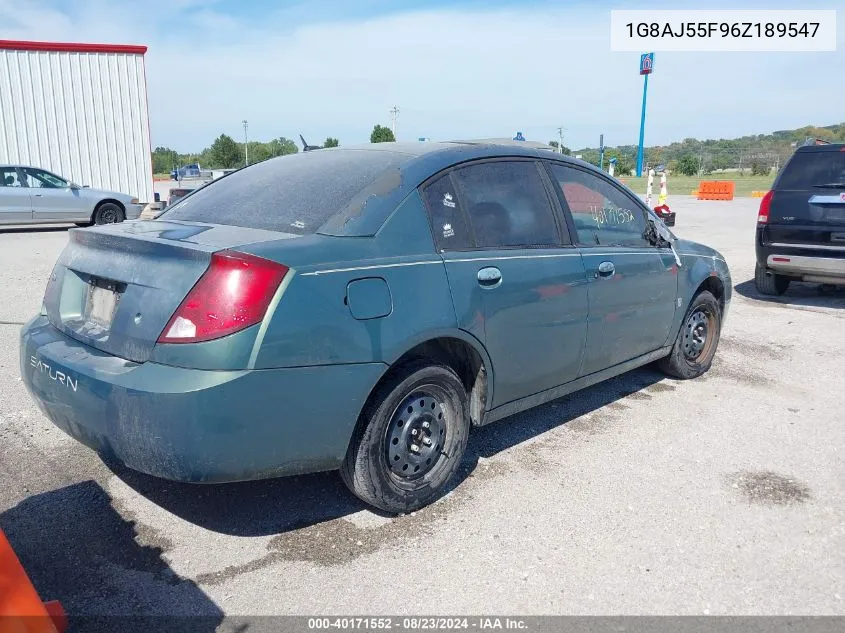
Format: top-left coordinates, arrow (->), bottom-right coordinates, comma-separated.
766,254 -> 845,284
20,315 -> 385,482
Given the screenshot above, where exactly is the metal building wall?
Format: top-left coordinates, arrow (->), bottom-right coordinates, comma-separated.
0,44 -> 153,202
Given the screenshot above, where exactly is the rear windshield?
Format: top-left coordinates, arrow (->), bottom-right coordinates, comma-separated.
159,149 -> 410,235
777,151 -> 845,189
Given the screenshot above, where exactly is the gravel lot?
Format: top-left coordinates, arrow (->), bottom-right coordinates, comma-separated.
1,197 -> 843,622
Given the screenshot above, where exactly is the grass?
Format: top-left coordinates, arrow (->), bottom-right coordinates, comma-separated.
617,174 -> 775,197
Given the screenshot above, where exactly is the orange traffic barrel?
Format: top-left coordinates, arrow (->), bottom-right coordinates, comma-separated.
0,529 -> 66,633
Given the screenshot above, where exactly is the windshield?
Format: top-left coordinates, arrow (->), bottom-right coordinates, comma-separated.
159,149 -> 411,235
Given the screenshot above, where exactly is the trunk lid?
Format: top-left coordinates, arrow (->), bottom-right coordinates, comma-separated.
43,220 -> 295,362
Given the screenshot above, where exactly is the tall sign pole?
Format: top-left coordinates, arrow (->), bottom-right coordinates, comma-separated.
636,52 -> 654,177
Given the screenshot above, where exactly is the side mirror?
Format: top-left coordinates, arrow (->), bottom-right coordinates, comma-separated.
68,183 -> 80,190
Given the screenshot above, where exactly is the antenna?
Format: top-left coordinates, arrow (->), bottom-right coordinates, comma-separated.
300,134 -> 322,152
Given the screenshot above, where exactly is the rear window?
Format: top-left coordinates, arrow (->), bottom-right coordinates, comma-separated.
777,150 -> 845,189
159,150 -> 410,235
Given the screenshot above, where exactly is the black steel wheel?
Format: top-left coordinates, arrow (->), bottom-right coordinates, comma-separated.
658,290 -> 722,379
93,202 -> 125,225
341,361 -> 470,513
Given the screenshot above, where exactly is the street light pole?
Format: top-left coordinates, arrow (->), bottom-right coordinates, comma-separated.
243,120 -> 249,167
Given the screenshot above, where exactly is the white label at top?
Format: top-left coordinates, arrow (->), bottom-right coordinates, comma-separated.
610,10 -> 837,52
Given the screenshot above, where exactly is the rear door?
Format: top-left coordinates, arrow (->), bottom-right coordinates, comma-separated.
0,167 -> 32,223
24,168 -> 88,222
765,148 -> 845,250
546,162 -> 677,376
421,159 -> 590,408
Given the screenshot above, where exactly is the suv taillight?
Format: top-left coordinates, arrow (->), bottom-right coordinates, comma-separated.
757,190 -> 773,224
158,250 -> 288,344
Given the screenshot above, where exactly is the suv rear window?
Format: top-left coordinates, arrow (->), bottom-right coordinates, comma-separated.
777,150 -> 845,189
159,150 -> 409,235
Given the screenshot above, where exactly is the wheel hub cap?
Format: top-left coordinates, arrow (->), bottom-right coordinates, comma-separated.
682,310 -> 709,360
386,392 -> 446,479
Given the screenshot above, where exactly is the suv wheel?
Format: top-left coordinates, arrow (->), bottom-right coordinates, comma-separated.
754,263 -> 790,296
341,360 -> 470,514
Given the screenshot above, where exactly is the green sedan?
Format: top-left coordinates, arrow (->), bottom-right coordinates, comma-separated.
20,141 -> 731,513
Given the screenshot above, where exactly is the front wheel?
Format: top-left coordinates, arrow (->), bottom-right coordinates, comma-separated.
658,290 -> 722,380
93,202 -> 125,225
340,361 -> 470,514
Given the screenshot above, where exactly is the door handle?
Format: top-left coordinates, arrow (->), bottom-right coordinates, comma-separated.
595,261 -> 615,279
477,266 -> 502,288
34,193 -> 43,197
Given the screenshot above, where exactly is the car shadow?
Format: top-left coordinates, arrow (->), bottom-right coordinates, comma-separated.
734,278 -> 845,310
111,365 -> 668,536
0,480 -> 223,633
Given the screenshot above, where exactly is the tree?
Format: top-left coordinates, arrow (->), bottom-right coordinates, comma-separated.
324,137 -> 339,148
676,154 -> 699,176
751,161 -> 770,176
208,134 -> 243,169
548,140 -> 559,149
614,155 -> 634,176
272,137 -> 298,156
247,141 -> 272,164
370,125 -> 395,143
151,146 -> 178,174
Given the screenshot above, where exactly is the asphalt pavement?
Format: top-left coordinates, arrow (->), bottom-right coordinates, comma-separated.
0,197 -> 843,622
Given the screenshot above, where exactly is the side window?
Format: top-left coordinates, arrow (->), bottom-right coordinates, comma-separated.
549,164 -> 649,248
23,168 -> 66,189
452,161 -> 560,248
0,168 -> 24,187
421,173 -> 471,251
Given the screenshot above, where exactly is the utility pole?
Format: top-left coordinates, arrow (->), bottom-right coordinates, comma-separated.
390,106 -> 400,140
242,120 -> 249,167
557,127 -> 565,154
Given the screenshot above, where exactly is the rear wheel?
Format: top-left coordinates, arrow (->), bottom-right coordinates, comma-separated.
341,361 -> 470,514
755,263 -> 790,296
658,290 -> 722,380
93,202 -> 125,225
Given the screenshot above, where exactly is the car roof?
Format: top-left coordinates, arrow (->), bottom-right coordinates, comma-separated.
316,141 -> 588,175
795,143 -> 845,153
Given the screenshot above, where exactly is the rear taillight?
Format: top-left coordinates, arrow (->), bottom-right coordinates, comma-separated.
158,250 -> 288,344
757,190 -> 773,224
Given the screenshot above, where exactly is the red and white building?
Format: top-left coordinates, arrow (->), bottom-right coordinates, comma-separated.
0,40 -> 153,202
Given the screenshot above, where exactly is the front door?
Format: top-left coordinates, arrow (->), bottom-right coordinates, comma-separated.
546,163 -> 678,376
22,168 -> 85,222
0,167 -> 32,223
421,160 -> 590,408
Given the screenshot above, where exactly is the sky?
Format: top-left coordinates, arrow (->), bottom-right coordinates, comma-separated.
0,0 -> 842,151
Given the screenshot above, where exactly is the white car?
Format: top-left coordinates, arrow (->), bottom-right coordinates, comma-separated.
0,165 -> 143,226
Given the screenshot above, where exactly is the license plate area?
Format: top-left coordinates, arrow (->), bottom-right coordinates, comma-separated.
83,278 -> 120,328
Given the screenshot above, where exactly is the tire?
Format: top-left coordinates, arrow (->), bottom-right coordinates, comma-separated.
658,290 -> 722,380
755,263 -> 790,296
341,360 -> 470,514
93,202 -> 125,225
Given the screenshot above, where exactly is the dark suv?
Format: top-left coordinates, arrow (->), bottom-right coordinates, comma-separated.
755,143 -> 845,295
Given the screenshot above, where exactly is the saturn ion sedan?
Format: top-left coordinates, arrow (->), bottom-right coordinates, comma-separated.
21,142 -> 731,513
